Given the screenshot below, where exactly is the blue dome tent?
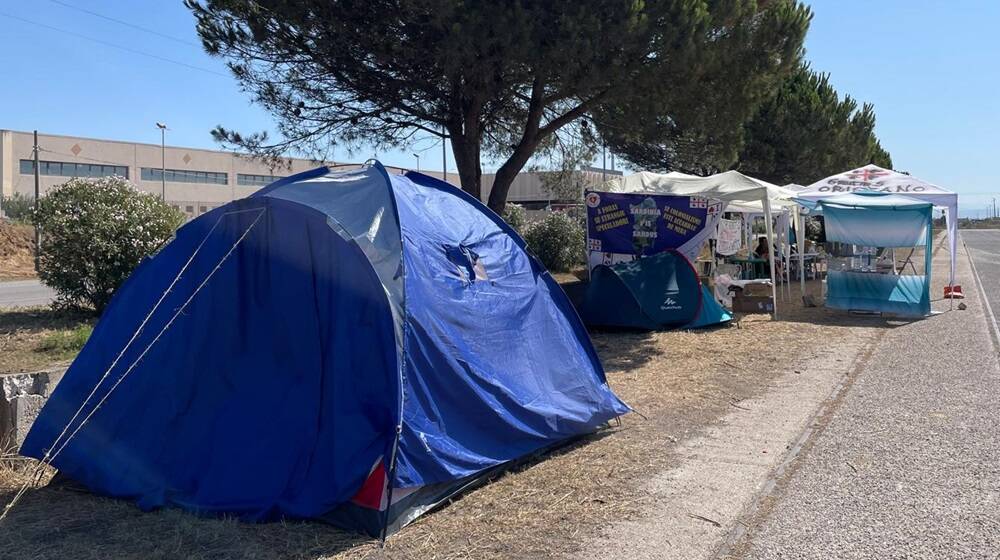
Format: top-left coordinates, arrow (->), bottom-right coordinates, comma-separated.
21,162 -> 629,538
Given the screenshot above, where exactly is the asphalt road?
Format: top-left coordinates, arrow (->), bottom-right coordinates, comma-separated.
962,230 -> 1000,333
0,279 -> 56,308
731,233 -> 1000,559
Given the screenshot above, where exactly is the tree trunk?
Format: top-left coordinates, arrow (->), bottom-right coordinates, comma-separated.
486,140 -> 541,213
451,137 -> 482,201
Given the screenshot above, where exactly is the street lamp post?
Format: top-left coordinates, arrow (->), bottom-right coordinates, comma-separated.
413,153 -> 421,173
155,122 -> 167,200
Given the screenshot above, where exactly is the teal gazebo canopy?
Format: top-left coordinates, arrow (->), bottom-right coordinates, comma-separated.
797,192 -> 933,317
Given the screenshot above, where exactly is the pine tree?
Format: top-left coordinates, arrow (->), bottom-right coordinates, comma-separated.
188,0 -> 812,211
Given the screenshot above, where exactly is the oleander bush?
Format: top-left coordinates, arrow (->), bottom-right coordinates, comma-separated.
33,177 -> 185,313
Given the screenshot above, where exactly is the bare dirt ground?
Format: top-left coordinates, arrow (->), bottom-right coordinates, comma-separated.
0,222 -> 36,280
0,275 -> 893,560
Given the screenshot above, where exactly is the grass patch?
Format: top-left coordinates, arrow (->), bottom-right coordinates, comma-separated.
0,307 -> 96,374
36,324 -> 93,355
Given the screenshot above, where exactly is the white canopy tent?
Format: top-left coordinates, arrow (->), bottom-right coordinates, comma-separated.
605,170 -> 798,317
794,165 -> 959,292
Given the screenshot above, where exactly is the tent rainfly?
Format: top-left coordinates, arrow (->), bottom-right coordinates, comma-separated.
794,165 -> 958,291
605,170 -> 798,316
20,163 -> 630,539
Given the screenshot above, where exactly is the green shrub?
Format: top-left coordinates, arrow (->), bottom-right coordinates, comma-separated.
804,216 -> 823,242
33,177 -> 185,313
1,192 -> 35,223
523,211 -> 585,272
499,203 -> 528,234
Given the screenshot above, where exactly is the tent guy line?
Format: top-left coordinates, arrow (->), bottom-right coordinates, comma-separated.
0,207 -> 267,524
38,206 -> 267,467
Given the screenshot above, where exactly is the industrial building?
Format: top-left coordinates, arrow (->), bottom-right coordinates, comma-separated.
0,129 -> 618,219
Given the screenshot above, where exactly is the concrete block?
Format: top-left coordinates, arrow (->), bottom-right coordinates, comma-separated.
12,394 -> 44,447
0,368 -> 65,450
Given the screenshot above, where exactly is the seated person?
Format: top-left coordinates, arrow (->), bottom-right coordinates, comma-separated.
754,237 -> 770,259
753,236 -> 784,279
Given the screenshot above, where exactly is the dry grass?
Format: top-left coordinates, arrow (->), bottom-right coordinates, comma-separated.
0,307 -> 95,374
548,267 -> 588,285
0,278 -> 895,560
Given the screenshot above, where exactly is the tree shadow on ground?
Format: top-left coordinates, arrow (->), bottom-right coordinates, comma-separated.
0,484 -> 370,560
591,330 -> 664,372
0,307 -> 93,336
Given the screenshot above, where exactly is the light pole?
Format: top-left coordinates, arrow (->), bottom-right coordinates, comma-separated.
156,122 -> 167,200
413,153 -> 421,173
601,145 -> 607,181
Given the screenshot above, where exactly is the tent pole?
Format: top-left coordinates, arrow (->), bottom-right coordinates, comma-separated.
797,206 -> 805,301
777,212 -> 784,302
946,207 -> 955,311
927,212 -> 935,314
763,197 -> 778,319
781,208 -> 792,303
379,426 -> 403,544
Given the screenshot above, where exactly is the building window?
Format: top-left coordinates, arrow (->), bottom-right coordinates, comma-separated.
141,167 -> 227,185
185,205 -> 194,213
20,159 -> 128,179
199,206 -> 208,213
237,173 -> 284,187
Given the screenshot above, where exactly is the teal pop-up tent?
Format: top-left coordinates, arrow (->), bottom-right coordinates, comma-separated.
580,250 -> 731,330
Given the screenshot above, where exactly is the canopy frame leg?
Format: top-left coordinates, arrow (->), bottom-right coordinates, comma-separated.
763,197 -> 778,319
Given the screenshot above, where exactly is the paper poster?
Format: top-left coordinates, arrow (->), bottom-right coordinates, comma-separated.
716,218 -> 743,256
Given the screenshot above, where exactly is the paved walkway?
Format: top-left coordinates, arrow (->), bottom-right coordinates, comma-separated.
0,279 -> 55,308
732,236 -> 1000,559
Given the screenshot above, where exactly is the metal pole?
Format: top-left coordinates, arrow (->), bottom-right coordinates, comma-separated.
413,153 -> 420,173
161,129 -> 166,200
602,145 -> 607,182
441,126 -> 447,182
33,130 -> 40,272
156,122 -> 167,200
763,196 -> 778,319
797,206 -> 805,300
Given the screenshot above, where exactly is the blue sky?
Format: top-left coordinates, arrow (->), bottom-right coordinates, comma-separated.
1,1 -> 997,216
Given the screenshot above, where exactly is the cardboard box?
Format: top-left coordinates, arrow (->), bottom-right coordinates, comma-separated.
732,294 -> 774,313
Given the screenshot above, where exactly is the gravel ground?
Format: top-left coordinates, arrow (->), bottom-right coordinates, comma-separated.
730,234 -> 1000,559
